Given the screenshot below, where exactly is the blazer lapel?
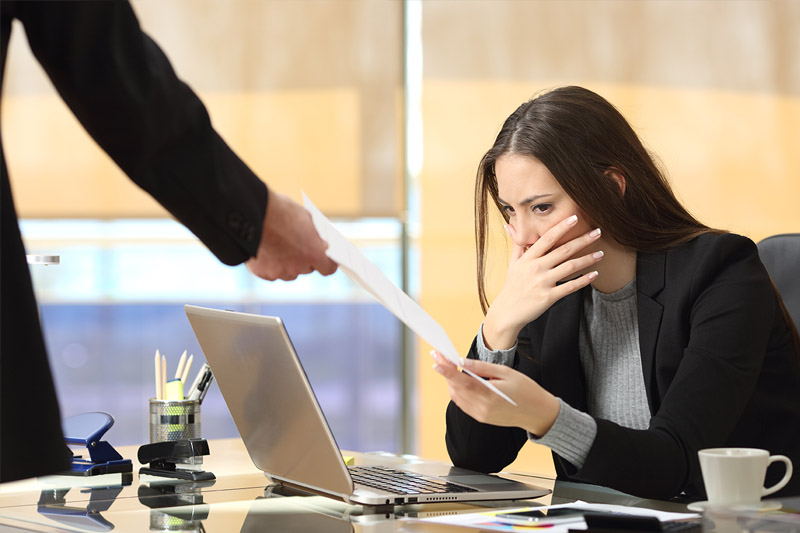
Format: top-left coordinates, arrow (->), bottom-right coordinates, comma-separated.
636,250 -> 666,414
540,290 -> 587,411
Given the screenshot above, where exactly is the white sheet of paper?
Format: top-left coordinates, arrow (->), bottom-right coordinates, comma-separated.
418,501 -> 699,532
303,193 -> 516,406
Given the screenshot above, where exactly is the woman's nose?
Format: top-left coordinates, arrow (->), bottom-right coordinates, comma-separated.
513,222 -> 539,248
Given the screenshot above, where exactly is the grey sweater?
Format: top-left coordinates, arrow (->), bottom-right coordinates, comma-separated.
476,279 -> 650,468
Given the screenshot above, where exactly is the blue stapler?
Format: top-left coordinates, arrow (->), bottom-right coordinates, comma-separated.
62,412 -> 133,476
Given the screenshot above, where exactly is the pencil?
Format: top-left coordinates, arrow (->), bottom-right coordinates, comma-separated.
180,353 -> 193,384
161,354 -> 167,401
174,350 -> 187,380
155,349 -> 162,400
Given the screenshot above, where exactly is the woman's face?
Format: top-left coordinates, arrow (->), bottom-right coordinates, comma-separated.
495,153 -> 596,255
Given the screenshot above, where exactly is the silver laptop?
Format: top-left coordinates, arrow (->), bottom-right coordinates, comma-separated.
184,305 -> 550,506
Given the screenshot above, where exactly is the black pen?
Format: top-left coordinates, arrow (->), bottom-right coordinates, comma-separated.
186,363 -> 209,401
187,366 -> 213,403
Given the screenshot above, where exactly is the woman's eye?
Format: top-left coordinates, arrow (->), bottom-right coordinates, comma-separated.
501,205 -> 515,216
532,203 -> 552,214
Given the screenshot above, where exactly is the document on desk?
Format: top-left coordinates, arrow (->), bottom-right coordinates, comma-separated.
416,501 -> 699,532
303,193 -> 515,405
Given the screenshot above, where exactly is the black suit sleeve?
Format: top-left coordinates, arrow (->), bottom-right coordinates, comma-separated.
11,0 -> 267,265
445,338 -> 530,473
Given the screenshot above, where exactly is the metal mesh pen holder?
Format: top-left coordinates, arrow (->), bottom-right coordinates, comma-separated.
149,398 -> 202,466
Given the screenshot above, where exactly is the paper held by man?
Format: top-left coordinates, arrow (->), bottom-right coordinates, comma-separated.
303,192 -> 516,406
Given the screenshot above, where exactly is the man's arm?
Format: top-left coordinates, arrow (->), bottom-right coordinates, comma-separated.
14,1 -> 335,279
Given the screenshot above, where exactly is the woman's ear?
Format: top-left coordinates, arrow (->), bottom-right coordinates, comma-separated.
604,168 -> 626,196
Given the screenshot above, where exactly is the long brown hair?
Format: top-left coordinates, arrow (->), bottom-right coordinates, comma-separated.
475,86 -> 719,313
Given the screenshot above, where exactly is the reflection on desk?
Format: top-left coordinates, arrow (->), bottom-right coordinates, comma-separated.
3,438 -> 797,532
138,478 -> 216,531
37,483 -> 128,532
0,438 -> 553,532
242,493 -> 358,533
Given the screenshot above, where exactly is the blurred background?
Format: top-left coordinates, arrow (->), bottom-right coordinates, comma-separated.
4,0 -> 799,477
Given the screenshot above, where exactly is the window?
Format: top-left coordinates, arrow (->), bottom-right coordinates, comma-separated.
23,218 -> 404,453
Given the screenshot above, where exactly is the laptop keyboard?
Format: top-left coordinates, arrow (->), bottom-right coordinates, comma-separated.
349,466 -> 478,495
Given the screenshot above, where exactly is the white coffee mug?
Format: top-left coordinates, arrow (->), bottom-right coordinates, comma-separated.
698,448 -> 793,507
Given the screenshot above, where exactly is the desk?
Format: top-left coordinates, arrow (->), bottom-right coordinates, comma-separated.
0,439 -> 793,532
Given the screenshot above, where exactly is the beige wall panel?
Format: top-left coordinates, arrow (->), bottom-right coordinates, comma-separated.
422,1 -> 800,96
619,87 -> 800,240
3,0 -> 403,218
208,90 -> 362,215
4,90 -> 362,218
418,79 -> 800,475
2,95 -> 162,219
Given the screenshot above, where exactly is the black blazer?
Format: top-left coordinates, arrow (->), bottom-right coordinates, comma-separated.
446,233 -> 800,500
1,2 -> 267,481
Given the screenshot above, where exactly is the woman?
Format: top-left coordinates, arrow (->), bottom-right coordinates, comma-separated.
432,86 -> 800,501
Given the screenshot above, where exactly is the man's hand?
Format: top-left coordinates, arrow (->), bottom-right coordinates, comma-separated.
246,190 -> 337,281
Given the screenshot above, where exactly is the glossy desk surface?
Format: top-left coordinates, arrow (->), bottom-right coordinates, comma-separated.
0,438 -> 788,532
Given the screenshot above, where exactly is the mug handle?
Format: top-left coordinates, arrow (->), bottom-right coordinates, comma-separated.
762,455 -> 793,497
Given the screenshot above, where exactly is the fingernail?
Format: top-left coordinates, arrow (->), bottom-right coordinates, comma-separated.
433,364 -> 444,375
566,215 -> 578,225
430,350 -> 437,360
589,228 -> 601,238
593,250 -> 604,259
461,358 -> 473,368
588,271 -> 599,280
503,224 -> 510,236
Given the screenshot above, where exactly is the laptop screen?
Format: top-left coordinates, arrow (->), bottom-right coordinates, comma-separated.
184,305 -> 354,498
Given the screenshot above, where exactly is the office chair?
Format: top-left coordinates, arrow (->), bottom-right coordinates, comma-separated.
757,233 -> 800,331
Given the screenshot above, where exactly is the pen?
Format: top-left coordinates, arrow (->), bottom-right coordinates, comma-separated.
187,366 -> 213,402
197,370 -> 213,403
186,363 -> 209,400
